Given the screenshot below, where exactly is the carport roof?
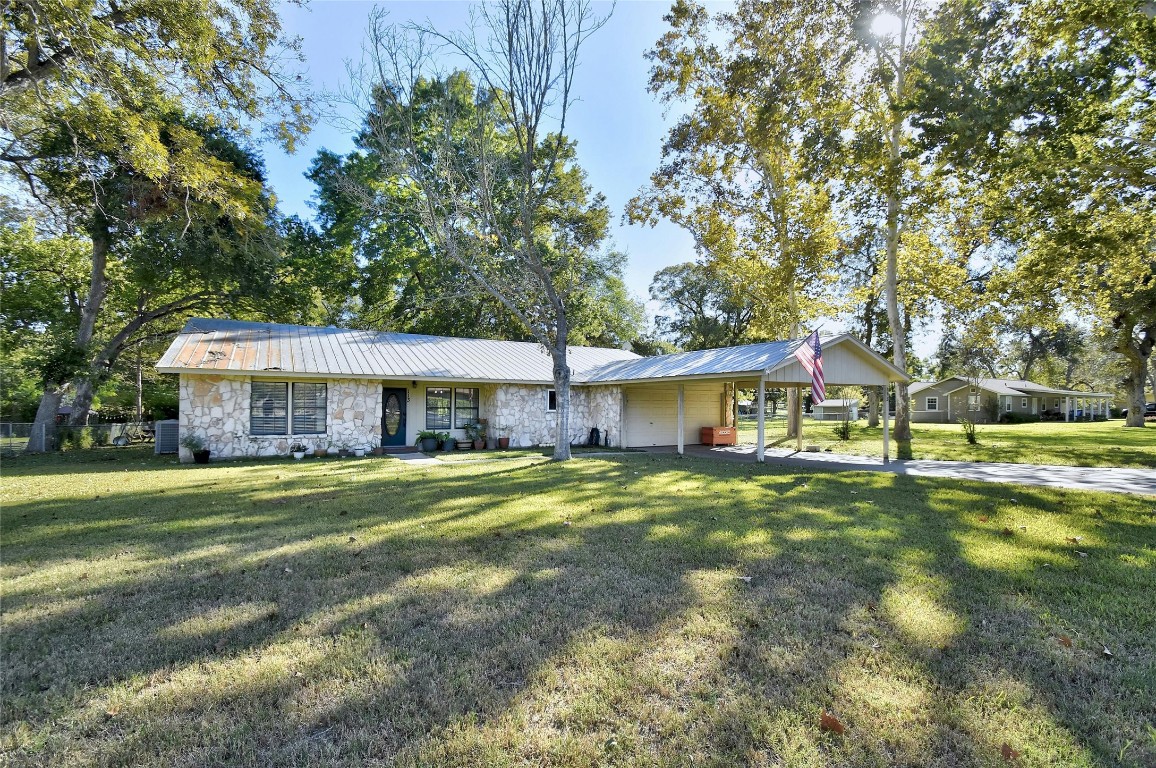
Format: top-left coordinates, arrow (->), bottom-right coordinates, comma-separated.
581,334 -> 908,384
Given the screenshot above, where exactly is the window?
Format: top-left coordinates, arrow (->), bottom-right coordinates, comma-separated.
925,396 -> 938,411
292,383 -> 327,434
251,382 -> 327,435
546,389 -> 557,412
425,387 -> 451,429
1021,397 -> 1028,408
454,387 -> 480,428
968,394 -> 981,411
1005,399 -> 1012,412
1055,399 -> 1061,408
251,382 -> 288,435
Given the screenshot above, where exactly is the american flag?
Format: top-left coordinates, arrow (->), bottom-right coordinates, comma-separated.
794,331 -> 826,403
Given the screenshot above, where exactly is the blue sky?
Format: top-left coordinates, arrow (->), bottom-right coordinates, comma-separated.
264,0 -> 702,309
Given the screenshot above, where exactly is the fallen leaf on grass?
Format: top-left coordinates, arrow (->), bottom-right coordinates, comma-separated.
1058,635 -> 1073,648
978,515 -> 989,523
1001,527 -> 1015,536
1076,551 -> 1089,558
819,712 -> 845,734
1065,536 -> 1083,544
735,575 -> 752,583
1001,743 -> 1019,761
1102,646 -> 1114,659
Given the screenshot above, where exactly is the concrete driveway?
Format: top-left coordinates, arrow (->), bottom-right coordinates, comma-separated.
640,444 -> 1156,497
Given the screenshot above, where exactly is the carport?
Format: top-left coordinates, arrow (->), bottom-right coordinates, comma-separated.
581,335 -> 910,462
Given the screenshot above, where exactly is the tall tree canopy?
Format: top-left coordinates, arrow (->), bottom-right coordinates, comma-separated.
1,0 -> 312,449
916,0 -> 1155,424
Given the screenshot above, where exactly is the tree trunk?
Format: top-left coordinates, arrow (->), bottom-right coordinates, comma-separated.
551,348 -> 572,460
69,378 -> 96,426
24,386 -> 63,453
867,388 -> 879,427
786,315 -> 800,438
1119,322 -> 1154,428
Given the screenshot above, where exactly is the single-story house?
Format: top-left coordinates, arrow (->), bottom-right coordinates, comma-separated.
810,398 -> 860,421
157,319 -> 909,462
909,377 -> 1112,424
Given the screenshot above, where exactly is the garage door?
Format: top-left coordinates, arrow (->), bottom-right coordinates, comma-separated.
624,383 -> 726,447
624,385 -> 677,447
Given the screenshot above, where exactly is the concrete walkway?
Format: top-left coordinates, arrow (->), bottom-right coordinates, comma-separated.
641,445 -> 1156,497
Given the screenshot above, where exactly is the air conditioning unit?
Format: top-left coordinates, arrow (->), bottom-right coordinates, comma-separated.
155,420 -> 179,454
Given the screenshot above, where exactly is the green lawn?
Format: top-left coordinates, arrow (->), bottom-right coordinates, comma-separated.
2,448 -> 1154,767
737,417 -> 1156,468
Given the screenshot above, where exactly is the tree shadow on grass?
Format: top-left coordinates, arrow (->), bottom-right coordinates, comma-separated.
1,452 -> 1152,766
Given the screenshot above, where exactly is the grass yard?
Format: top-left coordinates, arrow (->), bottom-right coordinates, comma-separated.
2,448 -> 1154,767
738,417 -> 1156,468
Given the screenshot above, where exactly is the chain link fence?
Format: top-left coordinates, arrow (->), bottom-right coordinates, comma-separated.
1,423 -> 155,456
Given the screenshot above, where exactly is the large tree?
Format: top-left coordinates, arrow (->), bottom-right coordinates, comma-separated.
2,0 -> 311,449
648,262 -> 758,351
916,0 -> 1155,425
352,1 -> 613,461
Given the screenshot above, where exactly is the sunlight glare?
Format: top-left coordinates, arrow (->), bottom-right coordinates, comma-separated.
871,12 -> 903,40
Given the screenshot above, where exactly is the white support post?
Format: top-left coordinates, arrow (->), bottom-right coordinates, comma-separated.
883,384 -> 890,463
731,381 -> 739,428
1065,396 -> 1070,422
756,374 -> 766,463
796,385 -> 804,452
677,383 -> 685,455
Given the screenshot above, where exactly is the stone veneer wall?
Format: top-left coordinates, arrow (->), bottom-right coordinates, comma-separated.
488,383 -> 621,448
179,374 -> 382,462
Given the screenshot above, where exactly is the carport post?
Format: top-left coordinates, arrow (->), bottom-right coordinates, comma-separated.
1065,396 -> 1070,422
677,383 -> 685,455
795,385 -> 803,452
756,374 -> 766,462
882,384 -> 890,463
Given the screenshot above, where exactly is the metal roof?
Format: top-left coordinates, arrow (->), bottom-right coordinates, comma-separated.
934,376 -> 1112,398
582,339 -> 800,383
155,318 -> 640,384
157,320 -> 910,386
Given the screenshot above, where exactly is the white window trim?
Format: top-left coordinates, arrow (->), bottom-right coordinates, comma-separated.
1005,399 -> 1012,412
250,380 -> 327,437
545,389 -> 557,413
1021,397 -> 1028,408
925,396 -> 938,411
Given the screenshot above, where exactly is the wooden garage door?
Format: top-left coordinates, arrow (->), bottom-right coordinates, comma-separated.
623,383 -> 726,447
624,385 -> 678,447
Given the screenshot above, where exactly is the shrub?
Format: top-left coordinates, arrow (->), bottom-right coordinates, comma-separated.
94,428 -> 111,447
999,412 -> 1041,424
959,418 -> 978,445
832,420 -> 852,441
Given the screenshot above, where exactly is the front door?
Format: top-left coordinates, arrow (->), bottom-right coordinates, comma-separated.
381,387 -> 408,447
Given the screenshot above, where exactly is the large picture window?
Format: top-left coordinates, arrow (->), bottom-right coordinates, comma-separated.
454,387 -> 480,428
251,381 -> 327,435
425,387 -> 452,429
292,383 -> 327,434
251,382 -> 288,435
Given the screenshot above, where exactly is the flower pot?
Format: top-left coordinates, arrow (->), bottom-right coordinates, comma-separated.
497,437 -> 510,449
457,440 -> 472,450
419,437 -> 438,452
292,451 -> 305,460
192,449 -> 210,464
338,449 -> 352,458
473,439 -> 485,450
314,449 -> 326,458
441,438 -> 457,451
353,449 -> 365,457
372,446 -> 385,456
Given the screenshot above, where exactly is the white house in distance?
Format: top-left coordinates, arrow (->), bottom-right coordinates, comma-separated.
810,398 -> 860,421
156,319 -> 908,462
909,377 -> 1113,423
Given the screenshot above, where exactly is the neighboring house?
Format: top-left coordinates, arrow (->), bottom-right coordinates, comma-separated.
810,398 -> 859,421
909,377 -> 1113,424
157,319 -> 909,462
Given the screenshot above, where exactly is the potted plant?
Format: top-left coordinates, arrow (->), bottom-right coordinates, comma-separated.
353,445 -> 366,457
313,442 -> 327,458
372,445 -> 385,456
497,427 -> 510,450
180,433 -> 211,464
290,442 -> 307,460
440,432 -> 457,451
338,443 -> 352,458
325,440 -> 339,457
465,421 -> 487,450
417,430 -> 439,452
